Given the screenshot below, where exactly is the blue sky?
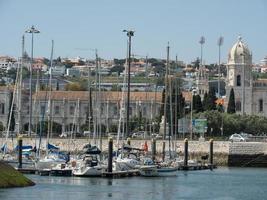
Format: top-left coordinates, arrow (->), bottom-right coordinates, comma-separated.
0,0 -> 267,64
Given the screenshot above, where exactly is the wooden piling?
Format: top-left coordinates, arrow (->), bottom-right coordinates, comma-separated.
108,137 -> 113,173
151,138 -> 156,162
184,138 -> 188,168
162,141 -> 165,162
127,138 -> 131,145
18,137 -> 23,169
209,139 -> 213,166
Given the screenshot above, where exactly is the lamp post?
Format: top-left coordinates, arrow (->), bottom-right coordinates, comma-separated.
199,36 -> 205,67
123,30 -> 134,137
197,36 -> 205,95
25,25 -> 40,136
217,36 -> 224,97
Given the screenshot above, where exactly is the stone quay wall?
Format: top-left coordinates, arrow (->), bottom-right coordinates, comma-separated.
3,137 -> 267,166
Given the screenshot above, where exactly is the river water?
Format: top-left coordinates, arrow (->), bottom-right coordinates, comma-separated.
0,167 -> 267,200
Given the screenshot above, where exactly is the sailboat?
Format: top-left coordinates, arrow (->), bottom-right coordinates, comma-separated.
72,50 -> 105,176
35,40 -> 67,171
111,44 -> 141,172
1,36 -> 36,169
139,43 -> 178,177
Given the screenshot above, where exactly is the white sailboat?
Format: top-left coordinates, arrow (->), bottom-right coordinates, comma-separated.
36,40 -> 66,170
72,51 -> 104,176
112,45 -> 140,172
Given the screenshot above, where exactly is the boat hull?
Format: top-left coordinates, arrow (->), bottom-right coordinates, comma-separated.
139,165 -> 177,177
73,166 -> 103,177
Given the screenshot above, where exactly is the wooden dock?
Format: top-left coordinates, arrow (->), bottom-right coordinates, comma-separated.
102,170 -> 140,178
16,168 -> 38,174
178,164 -> 217,171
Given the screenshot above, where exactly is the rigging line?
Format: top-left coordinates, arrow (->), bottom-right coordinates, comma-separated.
2,58 -> 21,156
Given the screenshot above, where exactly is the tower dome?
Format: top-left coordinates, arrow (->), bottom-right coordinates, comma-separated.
228,36 -> 252,65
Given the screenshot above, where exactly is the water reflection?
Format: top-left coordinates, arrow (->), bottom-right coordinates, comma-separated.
0,168 -> 267,200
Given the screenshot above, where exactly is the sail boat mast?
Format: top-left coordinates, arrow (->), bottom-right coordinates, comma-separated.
46,40 -> 54,155
17,35 -> 24,135
163,43 -> 170,140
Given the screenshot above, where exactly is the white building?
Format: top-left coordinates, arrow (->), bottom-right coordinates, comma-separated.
225,36 -> 267,116
66,68 -> 80,77
49,65 -> 66,76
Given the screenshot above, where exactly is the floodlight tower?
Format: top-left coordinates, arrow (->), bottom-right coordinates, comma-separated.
217,36 -> 224,97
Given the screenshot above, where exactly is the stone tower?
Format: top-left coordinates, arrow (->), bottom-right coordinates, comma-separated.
226,36 -> 253,114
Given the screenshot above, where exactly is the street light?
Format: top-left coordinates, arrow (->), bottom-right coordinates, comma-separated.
217,36 -> 224,98
199,36 -> 205,66
25,25 -> 40,136
123,29 -> 134,137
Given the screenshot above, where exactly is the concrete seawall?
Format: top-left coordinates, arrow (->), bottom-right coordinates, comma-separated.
1,138 -> 230,153
2,138 -> 267,166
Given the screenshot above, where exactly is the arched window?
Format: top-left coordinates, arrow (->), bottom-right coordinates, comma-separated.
259,99 -> 263,112
236,101 -> 241,111
236,75 -> 241,86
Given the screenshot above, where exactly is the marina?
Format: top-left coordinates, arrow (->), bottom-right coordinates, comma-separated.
1,1 -> 267,199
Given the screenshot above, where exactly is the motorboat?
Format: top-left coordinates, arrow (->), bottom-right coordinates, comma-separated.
139,164 -> 177,177
72,144 -> 104,177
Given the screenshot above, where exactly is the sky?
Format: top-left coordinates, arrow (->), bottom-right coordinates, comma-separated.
0,0 -> 267,64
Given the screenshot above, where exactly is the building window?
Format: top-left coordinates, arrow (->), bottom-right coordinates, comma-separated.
236,75 -> 241,86
69,105 -> 75,115
54,105 -> 60,115
113,106 -> 118,115
0,103 -> 4,114
27,106 -> 30,114
259,99 -> 263,112
129,106 -> 133,116
236,101 -> 241,111
143,107 -> 147,115
40,105 -> 46,115
84,106 -> 88,115
101,106 -> 104,115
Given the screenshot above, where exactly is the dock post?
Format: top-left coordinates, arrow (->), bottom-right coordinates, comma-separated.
184,138 -> 188,169
209,139 -> 213,168
162,141 -> 165,162
151,138 -> 156,162
127,137 -> 131,145
18,136 -> 23,169
108,137 -> 113,173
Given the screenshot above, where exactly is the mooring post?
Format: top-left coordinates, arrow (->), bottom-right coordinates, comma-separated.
108,137 -> 113,173
209,139 -> 214,168
184,138 -> 188,168
127,137 -> 131,146
151,138 -> 156,162
162,141 -> 166,162
18,136 -> 23,169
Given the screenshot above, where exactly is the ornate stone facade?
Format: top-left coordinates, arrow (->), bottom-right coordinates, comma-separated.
226,36 -> 267,116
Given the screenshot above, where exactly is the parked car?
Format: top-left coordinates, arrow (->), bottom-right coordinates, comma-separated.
131,131 -> 146,139
240,132 -> 253,141
229,133 -> 246,142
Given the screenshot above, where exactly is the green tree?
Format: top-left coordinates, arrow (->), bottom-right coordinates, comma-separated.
193,94 -> 203,113
202,92 -> 208,111
110,65 -> 124,75
206,88 -> 217,110
227,88 -> 236,114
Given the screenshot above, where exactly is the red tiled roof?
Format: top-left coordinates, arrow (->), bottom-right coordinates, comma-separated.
33,91 -> 163,102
